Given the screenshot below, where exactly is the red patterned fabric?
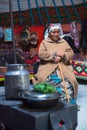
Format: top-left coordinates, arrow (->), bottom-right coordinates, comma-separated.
71,60 -> 87,80
25,55 -> 39,64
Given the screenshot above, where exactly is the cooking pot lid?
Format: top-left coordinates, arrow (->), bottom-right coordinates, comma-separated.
18,90 -> 59,101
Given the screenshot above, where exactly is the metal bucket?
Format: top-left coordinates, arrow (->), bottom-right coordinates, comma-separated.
4,64 -> 30,99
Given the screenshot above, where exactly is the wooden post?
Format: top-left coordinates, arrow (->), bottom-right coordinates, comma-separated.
9,0 -> 17,63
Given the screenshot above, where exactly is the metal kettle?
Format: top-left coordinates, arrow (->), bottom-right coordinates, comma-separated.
4,64 -> 30,99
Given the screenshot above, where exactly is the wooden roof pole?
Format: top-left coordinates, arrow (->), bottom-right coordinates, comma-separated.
9,0 -> 17,64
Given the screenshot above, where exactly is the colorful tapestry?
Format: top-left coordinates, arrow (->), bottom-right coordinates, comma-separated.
0,3 -> 87,27
71,60 -> 87,80
4,28 -> 12,41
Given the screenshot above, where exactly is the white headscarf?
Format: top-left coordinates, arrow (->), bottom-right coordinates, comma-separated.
44,23 -> 63,39
48,23 -> 61,32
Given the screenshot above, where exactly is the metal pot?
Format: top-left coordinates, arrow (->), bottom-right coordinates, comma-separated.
5,64 -> 30,99
18,90 -> 60,109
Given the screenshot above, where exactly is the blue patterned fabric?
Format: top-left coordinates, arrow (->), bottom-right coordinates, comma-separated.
45,68 -> 76,104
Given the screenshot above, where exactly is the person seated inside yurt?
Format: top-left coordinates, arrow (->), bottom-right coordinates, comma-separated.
32,23 -> 78,105
24,32 -> 40,74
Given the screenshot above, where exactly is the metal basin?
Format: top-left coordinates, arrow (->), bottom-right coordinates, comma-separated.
18,90 -> 60,109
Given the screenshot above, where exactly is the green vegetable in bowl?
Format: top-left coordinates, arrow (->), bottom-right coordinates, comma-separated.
34,82 -> 56,93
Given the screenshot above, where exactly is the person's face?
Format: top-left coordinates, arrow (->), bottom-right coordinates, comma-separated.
30,34 -> 38,45
49,29 -> 60,42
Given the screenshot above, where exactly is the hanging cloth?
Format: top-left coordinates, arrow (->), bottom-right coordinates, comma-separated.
80,20 -> 87,49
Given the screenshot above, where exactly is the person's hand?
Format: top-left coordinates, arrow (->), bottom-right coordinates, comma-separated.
53,56 -> 61,64
57,52 -> 65,59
